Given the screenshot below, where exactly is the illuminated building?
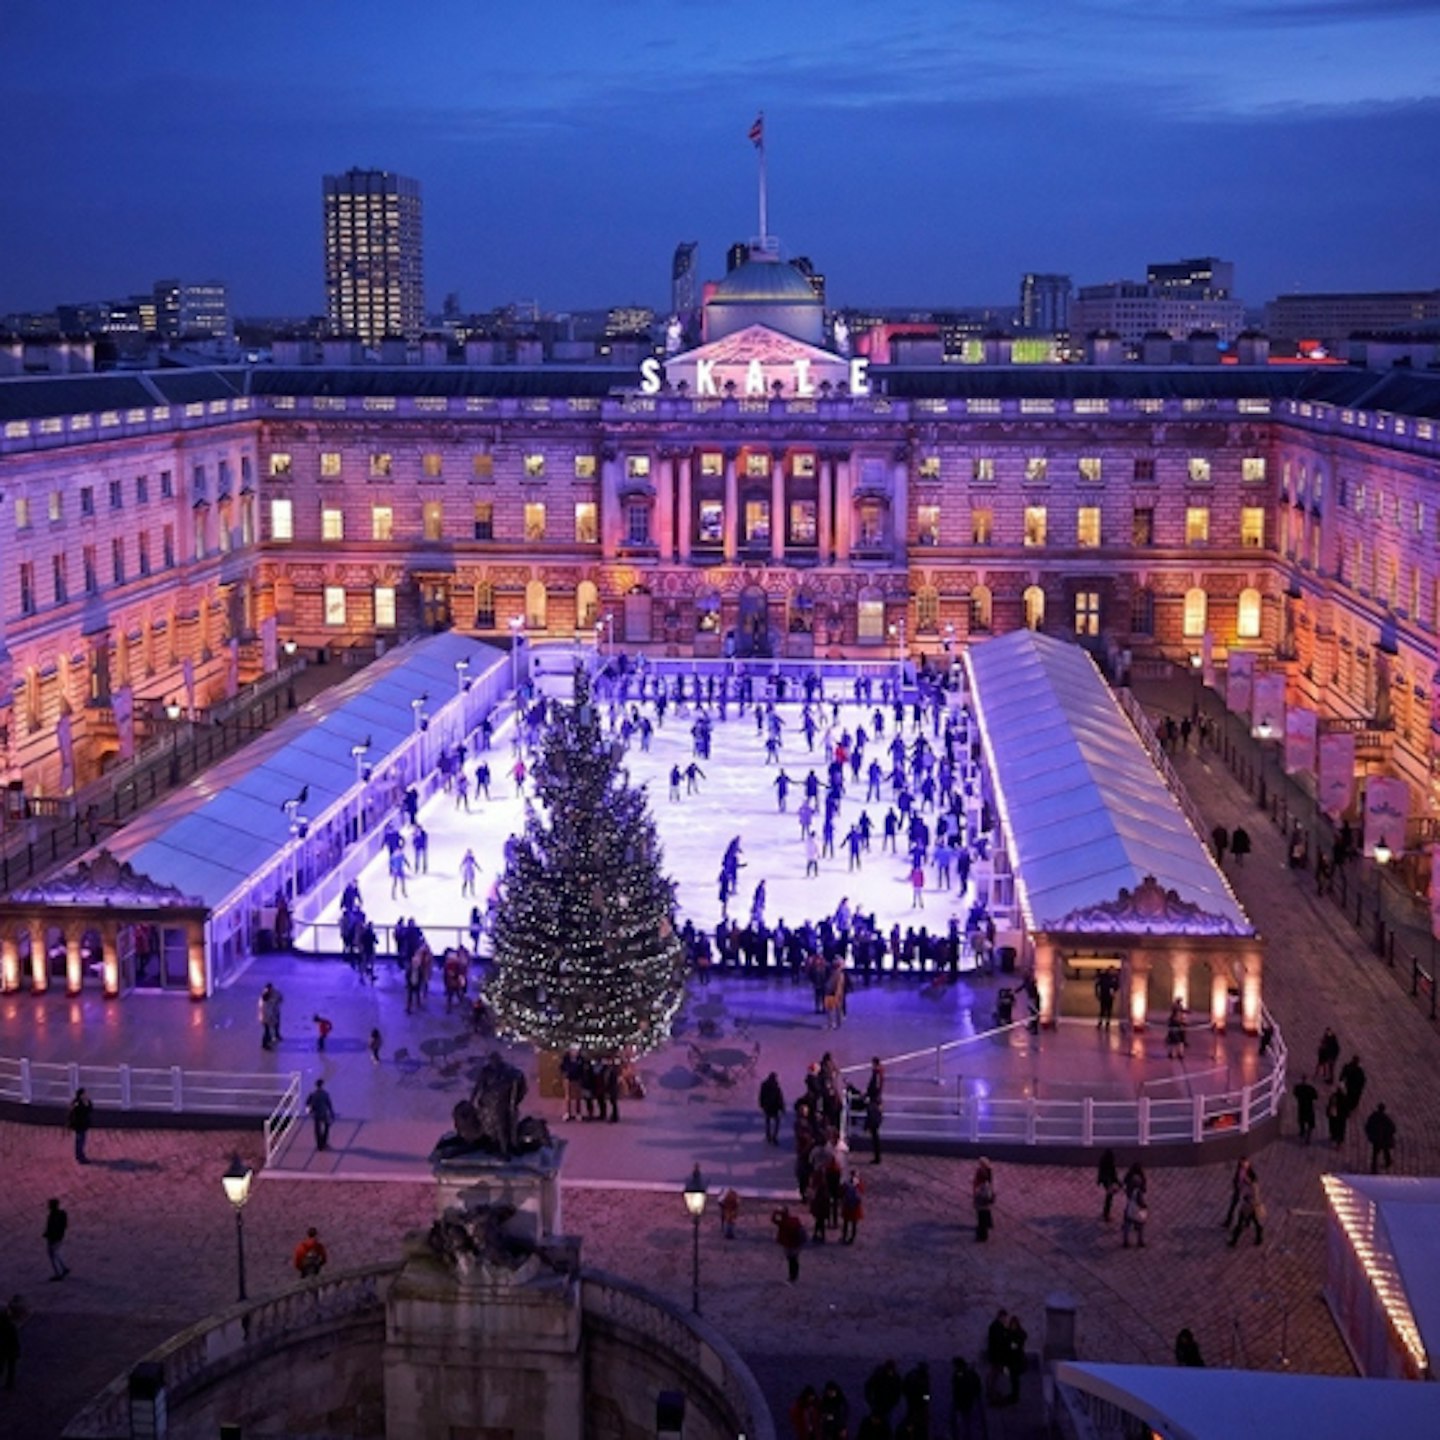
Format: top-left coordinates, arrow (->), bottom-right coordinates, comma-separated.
322,168 -> 424,346
672,242 -> 699,317
1019,273 -> 1071,334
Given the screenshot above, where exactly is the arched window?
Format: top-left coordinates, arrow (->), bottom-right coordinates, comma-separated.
525,579 -> 547,630
915,586 -> 940,634
1183,587 -> 1207,638
970,584 -> 992,634
1237,587 -> 1262,640
856,586 -> 885,642
576,581 -> 599,632
1023,585 -> 1045,631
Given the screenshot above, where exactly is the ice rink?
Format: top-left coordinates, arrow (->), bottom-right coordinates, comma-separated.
307,678 -> 979,951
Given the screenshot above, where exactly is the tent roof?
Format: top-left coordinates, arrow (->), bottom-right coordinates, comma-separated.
966,632 -> 1251,935
93,633 -> 501,911
1055,1363 -> 1440,1440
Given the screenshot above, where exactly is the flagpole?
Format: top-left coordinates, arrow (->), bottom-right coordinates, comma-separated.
757,114 -> 768,244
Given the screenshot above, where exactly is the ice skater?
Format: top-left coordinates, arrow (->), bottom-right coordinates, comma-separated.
460,849 -> 479,897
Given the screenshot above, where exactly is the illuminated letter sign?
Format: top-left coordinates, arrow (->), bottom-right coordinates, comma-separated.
639,357 -> 662,395
696,360 -> 718,396
850,358 -> 870,396
745,359 -> 766,396
793,358 -> 814,396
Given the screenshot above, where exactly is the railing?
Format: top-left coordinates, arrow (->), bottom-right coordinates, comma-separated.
264,1071 -> 303,1164
0,1054 -> 298,1119
841,1011 -> 1284,1151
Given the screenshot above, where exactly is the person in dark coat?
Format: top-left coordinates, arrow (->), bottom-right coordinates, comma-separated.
1229,826 -> 1251,866
1174,1328 -> 1204,1367
1097,1148 -> 1121,1221
1364,1102 -> 1397,1172
759,1072 -> 785,1145
1326,1087 -> 1350,1148
864,1057 -> 884,1164
1339,1055 -> 1367,1114
1293,1073 -> 1319,1144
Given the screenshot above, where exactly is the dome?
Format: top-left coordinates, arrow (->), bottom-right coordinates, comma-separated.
710,257 -> 820,306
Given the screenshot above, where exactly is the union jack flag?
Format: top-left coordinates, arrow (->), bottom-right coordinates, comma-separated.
748,113 -> 764,148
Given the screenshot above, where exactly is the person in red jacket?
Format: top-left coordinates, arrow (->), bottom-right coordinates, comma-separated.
293,1227 -> 328,1279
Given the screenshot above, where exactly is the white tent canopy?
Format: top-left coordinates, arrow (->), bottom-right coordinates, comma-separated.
965,632 -> 1251,934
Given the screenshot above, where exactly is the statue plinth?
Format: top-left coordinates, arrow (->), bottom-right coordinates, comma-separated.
429,1137 -> 567,1243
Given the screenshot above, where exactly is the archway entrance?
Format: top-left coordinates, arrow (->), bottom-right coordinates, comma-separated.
736,585 -> 772,658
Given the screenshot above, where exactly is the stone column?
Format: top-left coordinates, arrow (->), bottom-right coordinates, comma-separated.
1240,949 -> 1263,1034
29,919 -> 46,994
188,927 -> 208,999
65,927 -> 82,996
599,449 -> 621,561
1169,951 -> 1192,1012
771,455 -> 786,562
835,453 -> 853,564
1033,941 -> 1057,1027
1127,956 -> 1148,1030
1210,961 -> 1230,1032
892,452 -> 909,560
818,453 -> 833,561
101,926 -> 120,999
723,451 -> 738,563
676,454 -> 693,562
0,931 -> 18,992
656,451 -> 674,562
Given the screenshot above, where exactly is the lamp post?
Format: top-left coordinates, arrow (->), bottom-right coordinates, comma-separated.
455,657 -> 471,695
1372,835 -> 1393,954
1253,716 -> 1274,810
509,615 -> 525,691
221,1153 -> 253,1303
351,740 -> 371,784
682,1164 -> 707,1316
603,612 -> 615,661
942,622 -> 956,686
888,617 -> 907,693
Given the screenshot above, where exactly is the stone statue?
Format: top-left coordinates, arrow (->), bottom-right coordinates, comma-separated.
445,1050 -> 537,1158
666,316 -> 684,354
832,316 -> 850,356
427,1199 -> 531,1273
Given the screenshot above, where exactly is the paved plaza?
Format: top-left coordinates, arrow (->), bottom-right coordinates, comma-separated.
0,673 -> 1437,1437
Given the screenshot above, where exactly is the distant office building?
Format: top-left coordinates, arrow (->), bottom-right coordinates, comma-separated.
605,306 -> 655,337
153,280 -> 182,338
725,241 -> 750,274
1147,257 -> 1235,300
790,256 -> 826,306
1265,290 -> 1440,349
178,282 -> 230,340
323,168 -> 424,345
1019,273 -> 1071,333
672,242 -> 699,316
1071,278 -> 1245,347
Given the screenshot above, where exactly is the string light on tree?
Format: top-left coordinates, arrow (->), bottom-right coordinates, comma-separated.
487,667 -> 687,1057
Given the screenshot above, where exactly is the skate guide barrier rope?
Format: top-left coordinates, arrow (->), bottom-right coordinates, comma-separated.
840,1005 -> 1286,1150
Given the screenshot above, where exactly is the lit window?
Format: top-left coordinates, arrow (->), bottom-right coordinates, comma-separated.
970,584 -> 992,632
918,456 -> 941,479
789,500 -> 817,544
269,453 -> 293,477
1185,506 -> 1210,545
857,501 -> 885,548
1077,507 -> 1101,547
1182,587 -> 1207,637
1242,456 -> 1266,483
320,452 -> 342,478
370,452 -> 393,478
1074,591 -> 1100,637
745,453 -> 771,479
49,491 -> 62,522
270,497 -> 294,541
698,500 -> 724,543
422,453 -> 443,478
574,502 -> 598,544
1240,507 -> 1265,548
791,453 -> 816,478
1078,457 -> 1102,483
321,507 -> 345,541
971,508 -> 993,545
15,497 -> 30,529
1132,507 -> 1154,546
524,502 -> 547,541
1188,457 -> 1212,484
916,587 -> 940,632
700,452 -> 723,477
1023,585 -> 1045,630
324,586 -> 347,627
473,502 -> 494,540
972,458 -> 995,483
1023,505 -> 1047,547
917,504 -> 940,545
1025,457 -> 1048,483
423,501 -> 444,541
473,454 -> 494,480
371,505 -> 394,541
1237,588 -> 1262,639
524,454 -> 546,478
745,499 -> 771,544
627,455 -> 652,479
374,586 -> 396,629
574,455 -> 597,479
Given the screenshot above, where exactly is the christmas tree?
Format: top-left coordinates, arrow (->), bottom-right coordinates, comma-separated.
487,668 -> 687,1057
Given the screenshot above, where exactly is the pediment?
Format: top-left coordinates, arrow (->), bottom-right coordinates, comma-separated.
678,325 -> 843,370
658,325 -> 856,399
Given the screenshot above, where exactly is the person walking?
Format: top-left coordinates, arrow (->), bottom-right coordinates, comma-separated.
1004,1314 -> 1029,1406
759,1071 -> 785,1145
1228,1163 -> 1265,1247
972,1158 -> 996,1242
719,1188 -> 740,1240
1317,1027 -> 1340,1084
43,1199 -> 69,1281
864,1057 -> 884,1164
1212,824 -> 1230,864
368,1028 -> 383,1065
1340,1054 -> 1368,1115
1365,1101 -> 1397,1172
1230,826 -> 1252,866
985,1310 -> 1010,1406
772,1204 -> 806,1283
1221,1156 -> 1250,1229
1174,1328 -> 1205,1367
1293,1073 -> 1319,1144
840,1172 -> 865,1244
293,1227 -> 328,1278
949,1355 -> 984,1439
258,982 -> 280,1050
305,1078 -> 336,1152
1327,1086 -> 1351,1148
1121,1163 -> 1148,1249
1095,966 -> 1120,1028
1097,1148 -> 1121,1221
67,1088 -> 93,1164
312,1014 -> 333,1053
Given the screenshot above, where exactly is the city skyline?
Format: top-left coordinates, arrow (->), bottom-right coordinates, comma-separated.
3,1 -> 1439,318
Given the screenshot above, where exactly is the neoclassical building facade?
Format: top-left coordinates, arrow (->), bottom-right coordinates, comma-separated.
3,265 -> 1440,826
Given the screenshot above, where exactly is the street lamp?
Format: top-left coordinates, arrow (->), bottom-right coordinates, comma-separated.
603,612 -> 615,660
221,1153 -> 253,1302
1252,716 -> 1274,809
888,618 -> 907,692
282,639 -> 298,660
455,657 -> 471,694
682,1164 -> 707,1316
509,615 -> 525,691
164,699 -> 182,723
350,738 -> 371,784
411,695 -> 429,734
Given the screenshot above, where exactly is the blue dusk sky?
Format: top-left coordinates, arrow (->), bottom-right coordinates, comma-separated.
2,0 -> 1438,317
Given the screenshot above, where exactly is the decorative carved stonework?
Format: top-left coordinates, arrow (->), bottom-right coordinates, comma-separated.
1051,874 -> 1248,936
8,848 -> 203,908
